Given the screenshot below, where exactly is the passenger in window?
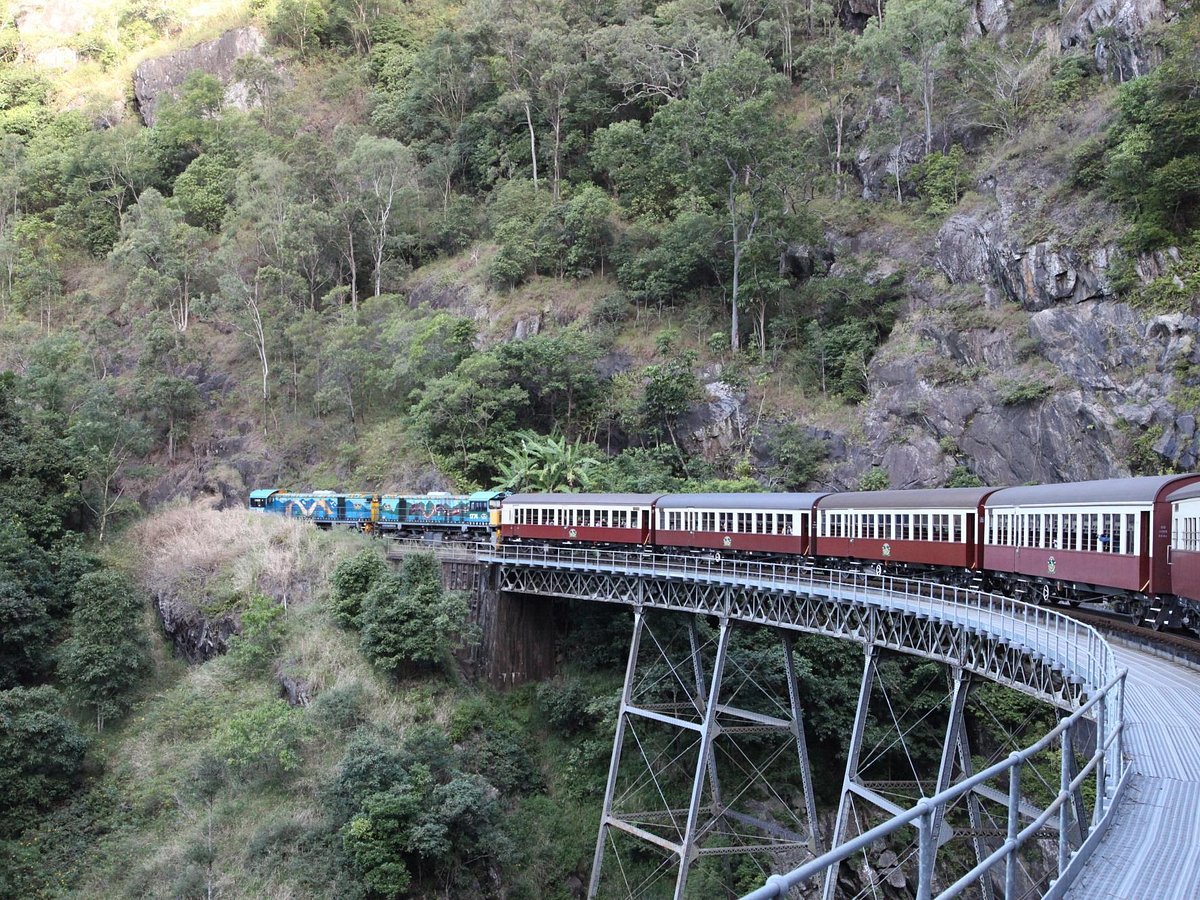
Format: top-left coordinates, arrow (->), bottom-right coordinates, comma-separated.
1098,533 -> 1111,552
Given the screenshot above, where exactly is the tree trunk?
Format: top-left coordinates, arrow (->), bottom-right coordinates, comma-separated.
524,101 -> 539,190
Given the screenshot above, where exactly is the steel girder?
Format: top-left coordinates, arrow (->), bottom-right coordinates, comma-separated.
496,563 -> 1085,711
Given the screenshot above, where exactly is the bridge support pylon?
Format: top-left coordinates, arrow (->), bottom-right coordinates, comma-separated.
588,606 -> 819,899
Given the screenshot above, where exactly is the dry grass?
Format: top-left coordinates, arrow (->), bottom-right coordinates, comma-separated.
132,501 -> 357,613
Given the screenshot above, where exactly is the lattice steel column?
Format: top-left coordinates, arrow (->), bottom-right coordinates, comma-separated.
588,611 -> 820,899
588,605 -> 646,900
822,644 -> 880,900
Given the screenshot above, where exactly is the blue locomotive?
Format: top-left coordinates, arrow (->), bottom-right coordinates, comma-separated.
249,488 -> 506,538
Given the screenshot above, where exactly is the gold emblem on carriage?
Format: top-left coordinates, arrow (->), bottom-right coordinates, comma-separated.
723,535 -> 732,547
1047,557 -> 1056,575
568,528 -> 577,538
882,543 -> 891,557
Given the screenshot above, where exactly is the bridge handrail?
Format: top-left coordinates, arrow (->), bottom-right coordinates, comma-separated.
742,668 -> 1127,900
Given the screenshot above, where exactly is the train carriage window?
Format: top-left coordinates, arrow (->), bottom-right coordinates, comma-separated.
737,513 -> 748,533
753,513 -> 763,534
1125,513 -> 1136,555
952,514 -> 961,543
897,514 -> 909,541
719,513 -> 733,533
1099,513 -> 1114,553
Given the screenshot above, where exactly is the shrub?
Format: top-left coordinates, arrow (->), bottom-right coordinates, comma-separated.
946,466 -> 984,487
212,700 -> 312,781
329,549 -> 388,628
995,376 -> 1053,406
311,681 -> 370,732
358,555 -> 473,676
858,467 -> 890,491
228,592 -> 285,671
766,424 -> 829,490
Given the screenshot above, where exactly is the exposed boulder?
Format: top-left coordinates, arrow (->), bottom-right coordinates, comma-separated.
853,134 -> 928,202
1060,0 -> 1171,82
133,26 -> 278,126
972,0 -> 1009,37
278,670 -> 315,707
155,592 -> 238,663
780,242 -> 835,280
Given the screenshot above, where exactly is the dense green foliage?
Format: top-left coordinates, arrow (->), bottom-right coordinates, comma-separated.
355,554 -> 473,675
57,571 -> 151,730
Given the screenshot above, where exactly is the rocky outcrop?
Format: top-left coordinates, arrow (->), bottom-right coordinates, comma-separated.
156,593 -> 238,663
972,0 -> 1009,37
853,134 -> 928,202
686,380 -> 748,456
935,205 -> 1115,310
278,670 -> 315,707
13,0 -> 95,37
780,242 -> 835,280
855,298 -> 1200,486
133,26 -> 275,126
1061,0 -> 1170,82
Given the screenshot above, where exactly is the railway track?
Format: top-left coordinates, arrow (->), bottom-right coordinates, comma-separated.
1061,604 -> 1200,669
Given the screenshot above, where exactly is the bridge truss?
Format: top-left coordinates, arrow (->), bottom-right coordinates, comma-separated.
479,544 -> 1128,900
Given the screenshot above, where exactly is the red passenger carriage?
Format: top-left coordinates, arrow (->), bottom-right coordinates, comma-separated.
654,493 -> 828,557
1167,482 -> 1200,607
813,488 -> 996,572
982,475 -> 1200,610
500,493 -> 659,546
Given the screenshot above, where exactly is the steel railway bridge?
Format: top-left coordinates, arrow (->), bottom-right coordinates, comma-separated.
406,540 -> 1200,899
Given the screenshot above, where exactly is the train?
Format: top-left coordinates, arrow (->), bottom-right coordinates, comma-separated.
249,474 -> 1200,634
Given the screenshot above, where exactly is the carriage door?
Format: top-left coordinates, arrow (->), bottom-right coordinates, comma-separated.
1140,510 -> 1152,589
338,496 -> 347,521
966,512 -> 977,568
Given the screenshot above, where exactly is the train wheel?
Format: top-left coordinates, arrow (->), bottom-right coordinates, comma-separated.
1039,583 -> 1052,605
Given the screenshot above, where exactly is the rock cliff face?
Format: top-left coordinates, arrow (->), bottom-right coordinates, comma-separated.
849,294 -> 1200,488
1060,0 -> 1171,82
935,206 -> 1115,311
133,26 -> 275,126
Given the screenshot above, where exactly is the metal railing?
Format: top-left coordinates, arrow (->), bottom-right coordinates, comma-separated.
743,669 -> 1127,900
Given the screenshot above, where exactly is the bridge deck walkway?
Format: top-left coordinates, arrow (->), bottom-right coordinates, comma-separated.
1064,645 -> 1200,900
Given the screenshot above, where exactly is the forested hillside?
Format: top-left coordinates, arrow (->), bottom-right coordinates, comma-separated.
0,0 -> 1196,895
